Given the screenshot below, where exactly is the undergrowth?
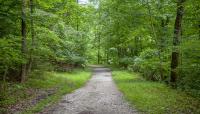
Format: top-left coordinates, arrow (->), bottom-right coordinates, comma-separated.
0,69 -> 91,113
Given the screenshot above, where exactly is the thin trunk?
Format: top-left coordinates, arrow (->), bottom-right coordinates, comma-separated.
21,0 -> 27,83
3,66 -> 8,94
159,19 -> 165,81
27,0 -> 35,74
170,0 -> 185,86
76,0 -> 79,31
97,33 -> 100,64
106,49 -> 109,64
147,0 -> 157,39
97,10 -> 101,64
135,36 -> 139,56
199,21 -> 200,39
104,49 -> 107,64
131,48 -> 134,57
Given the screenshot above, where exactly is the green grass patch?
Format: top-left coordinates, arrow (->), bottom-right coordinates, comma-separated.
112,70 -> 200,114
0,69 -> 91,113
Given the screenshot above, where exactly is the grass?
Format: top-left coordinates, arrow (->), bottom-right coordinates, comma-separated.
0,69 -> 91,113
112,70 -> 200,114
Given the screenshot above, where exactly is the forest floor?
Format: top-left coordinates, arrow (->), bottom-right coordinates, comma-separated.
0,69 -> 91,114
40,67 -> 137,114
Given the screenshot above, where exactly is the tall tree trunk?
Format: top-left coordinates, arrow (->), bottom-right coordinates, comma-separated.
170,0 -> 185,86
97,10 -> 101,64
76,0 -> 79,31
97,33 -> 101,64
27,0 -> 35,75
159,19 -> 165,81
21,0 -> 27,83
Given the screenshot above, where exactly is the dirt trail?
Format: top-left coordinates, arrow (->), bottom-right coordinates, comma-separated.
41,67 -> 137,114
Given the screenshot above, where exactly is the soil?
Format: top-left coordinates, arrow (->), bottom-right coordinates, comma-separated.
7,88 -> 57,114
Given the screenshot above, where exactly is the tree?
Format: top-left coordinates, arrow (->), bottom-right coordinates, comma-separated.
170,0 -> 185,86
27,0 -> 35,74
20,0 -> 27,82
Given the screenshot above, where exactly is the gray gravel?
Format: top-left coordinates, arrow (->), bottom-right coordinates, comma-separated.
41,67 -> 137,114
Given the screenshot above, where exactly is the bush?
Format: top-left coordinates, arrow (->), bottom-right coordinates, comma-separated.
0,36 -> 23,81
129,48 -> 170,81
70,55 -> 86,67
178,40 -> 200,97
119,57 -> 134,68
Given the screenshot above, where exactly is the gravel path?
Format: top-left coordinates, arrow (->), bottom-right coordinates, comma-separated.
42,67 -> 137,114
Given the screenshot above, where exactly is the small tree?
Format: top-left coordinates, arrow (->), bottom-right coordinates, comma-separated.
170,0 -> 185,87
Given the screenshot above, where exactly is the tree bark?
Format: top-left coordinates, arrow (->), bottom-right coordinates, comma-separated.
170,0 -> 185,86
2,66 -> 8,94
159,19 -> 164,81
199,21 -> 200,40
134,36 -> 139,56
27,0 -> 35,75
97,33 -> 101,64
21,0 -> 27,83
76,0 -> 79,31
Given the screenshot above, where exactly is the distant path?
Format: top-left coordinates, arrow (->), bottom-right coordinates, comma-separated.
41,66 -> 137,114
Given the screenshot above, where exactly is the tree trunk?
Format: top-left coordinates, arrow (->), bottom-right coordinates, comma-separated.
2,66 -> 8,95
76,0 -> 79,31
106,49 -> 109,64
170,0 -> 185,86
21,0 -> 27,83
199,21 -> 200,40
97,33 -> 101,64
27,0 -> 35,75
134,36 -> 139,56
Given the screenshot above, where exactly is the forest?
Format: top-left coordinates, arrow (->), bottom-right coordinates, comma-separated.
0,0 -> 200,113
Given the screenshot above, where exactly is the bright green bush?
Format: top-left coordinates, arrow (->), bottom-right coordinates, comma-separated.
0,36 -> 23,80
129,48 -> 170,81
119,57 -> 134,68
70,55 -> 86,67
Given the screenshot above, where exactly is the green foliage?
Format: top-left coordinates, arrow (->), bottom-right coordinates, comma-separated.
0,0 -> 94,81
0,36 -> 22,69
119,57 -> 134,68
69,55 -> 86,67
0,0 -> 200,112
90,0 -> 200,97
129,48 -> 170,81
179,40 -> 200,97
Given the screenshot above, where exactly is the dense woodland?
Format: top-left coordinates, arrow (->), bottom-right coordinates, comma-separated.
0,0 -> 200,113
92,0 -> 200,96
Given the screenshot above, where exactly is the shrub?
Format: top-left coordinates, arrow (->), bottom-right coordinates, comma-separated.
70,55 -> 86,67
178,40 -> 200,97
119,57 -> 134,68
129,48 -> 170,81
